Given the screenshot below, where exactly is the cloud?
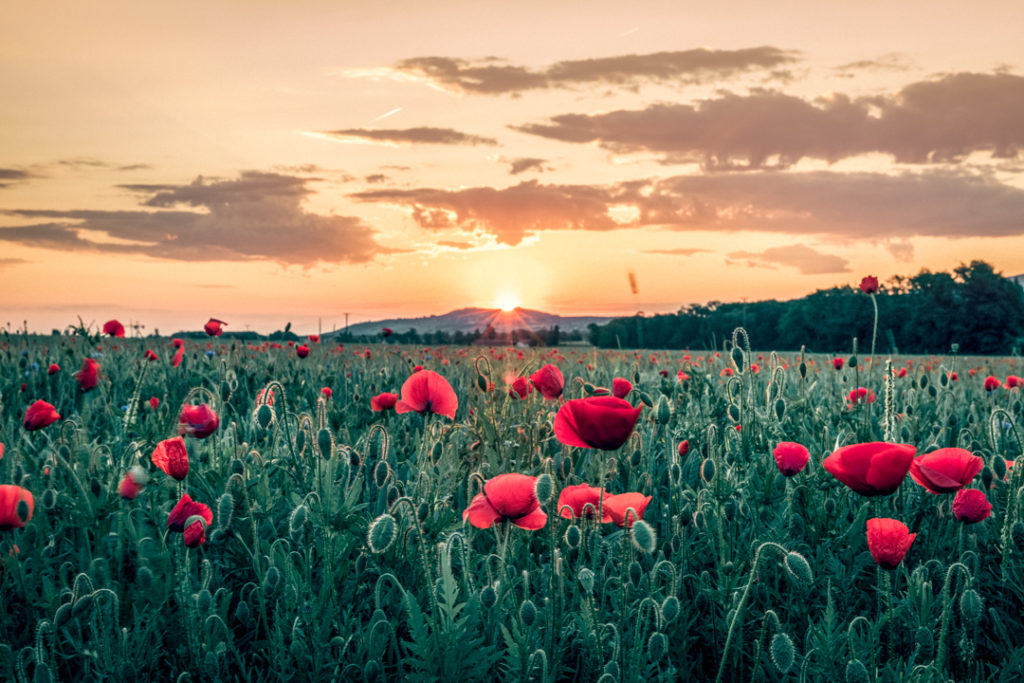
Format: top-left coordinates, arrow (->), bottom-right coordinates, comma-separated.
364,173 -> 390,184
515,72 -> 1024,168
726,244 -> 850,274
507,157 -> 549,175
0,168 -> 34,188
351,171 -> 1024,244
116,163 -> 153,172
315,127 -> 497,146
1,171 -> 390,266
0,257 -> 29,267
641,248 -> 710,256
833,53 -> 914,77
382,47 -> 799,95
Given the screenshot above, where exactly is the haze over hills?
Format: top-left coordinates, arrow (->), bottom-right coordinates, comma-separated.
328,307 -> 613,337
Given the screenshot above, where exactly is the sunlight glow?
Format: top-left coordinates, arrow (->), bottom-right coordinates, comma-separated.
493,292 -> 521,311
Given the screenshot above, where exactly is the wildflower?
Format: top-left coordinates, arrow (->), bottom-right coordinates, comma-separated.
678,440 -> 690,457
167,494 -> 213,547
23,400 -> 60,431
984,376 -> 1000,391
529,364 -> 564,400
172,345 -> 184,368
948,372 -> 958,382
612,377 -> 632,398
557,484 -> 612,522
151,436 -> 190,480
553,396 -> 642,451
395,370 -> 458,419
895,367 -> 907,378
603,492 -> 652,528
908,448 -> 983,494
321,387 -> 332,398
866,518 -> 915,569
832,358 -> 844,370
309,334 -> 320,343
178,404 -> 220,439
859,275 -> 879,294
296,344 -> 309,358
509,376 -> 530,399
0,485 -> 34,530
48,363 -> 60,375
370,392 -> 399,411
204,318 -> 226,337
381,327 -> 394,337
117,467 -> 148,499
143,349 -> 158,361
102,319 -> 125,337
1006,375 -> 1023,389
846,387 -> 876,407
463,473 -> 546,530
823,442 -> 916,496
75,358 -> 100,391
773,442 -> 810,476
952,488 -> 992,524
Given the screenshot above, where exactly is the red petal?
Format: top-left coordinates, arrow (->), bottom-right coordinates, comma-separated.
463,493 -> 502,528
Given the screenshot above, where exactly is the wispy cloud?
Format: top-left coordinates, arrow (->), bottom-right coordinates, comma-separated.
727,244 -> 850,274
314,127 -> 498,146
641,248 -> 710,256
507,157 -> 550,175
515,72 -> 1024,168
0,168 -> 32,188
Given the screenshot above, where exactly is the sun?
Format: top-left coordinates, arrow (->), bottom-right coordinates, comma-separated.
493,292 -> 521,311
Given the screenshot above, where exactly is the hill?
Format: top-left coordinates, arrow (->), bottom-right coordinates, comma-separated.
328,307 -> 611,337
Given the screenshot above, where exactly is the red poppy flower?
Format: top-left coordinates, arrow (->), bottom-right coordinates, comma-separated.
895,367 -> 907,378
172,345 -> 184,368
846,387 -> 876,406
678,440 -> 690,457
908,448 -> 983,494
382,327 -> 394,337
167,494 -> 213,547
603,492 -> 652,528
866,518 -> 915,569
178,404 -> 220,439
773,442 -> 810,476
553,396 -> 642,451
204,318 -> 226,336
0,443 -> 4,461
23,400 -> 61,431
117,467 -> 148,499
151,436 -> 190,480
529,363 -> 564,399
952,488 -> 992,524
720,368 -> 734,377
612,377 -> 632,399
47,363 -> 60,375
321,387 -> 332,398
309,334 -> 320,343
0,485 -> 34,530
256,388 -> 276,406
1006,375 -> 1023,389
413,365 -> 424,372
832,358 -> 844,370
102,319 -> 125,337
557,484 -> 612,522
143,349 -> 158,361
395,370 -> 458,419
371,392 -> 399,411
172,338 -> 184,348
149,397 -> 160,409
462,473 -> 547,530
76,358 -> 100,391
823,442 -> 916,496
509,376 -> 530,399
859,275 -> 879,294
984,376 -> 1000,391
296,344 -> 310,358
948,372 -> 958,382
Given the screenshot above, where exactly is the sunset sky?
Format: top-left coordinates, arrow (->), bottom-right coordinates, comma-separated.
2,1 -> 1023,334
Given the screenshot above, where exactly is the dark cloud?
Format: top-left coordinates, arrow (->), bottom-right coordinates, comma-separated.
507,157 -> 549,175
1,171 -> 390,266
115,163 -> 153,172
57,158 -> 108,169
641,248 -> 710,256
515,72 -> 1024,168
364,173 -> 389,184
833,53 -> 913,77
351,171 -> 1024,244
317,127 -> 497,146
726,244 -> 850,274
0,168 -> 33,188
390,47 -> 799,95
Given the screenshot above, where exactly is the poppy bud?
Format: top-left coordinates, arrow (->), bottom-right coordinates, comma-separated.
255,404 -> 274,430
534,473 -> 554,505
993,456 -> 1007,481
54,602 -> 72,628
799,362 -> 807,379
845,660 -> 870,683
660,596 -> 680,623
774,398 -> 786,421
727,403 -> 740,423
316,428 -> 334,459
655,396 -> 671,424
981,466 -> 993,490
72,593 -> 94,618
637,391 -> 654,408
262,566 -> 281,593
364,660 -> 382,683
784,552 -> 813,584
628,560 -> 643,586
919,374 -> 928,390
196,589 -> 213,615
41,488 -> 58,510
701,459 -> 715,484
669,463 -> 682,486
416,502 -> 429,523
848,355 -> 858,369
519,599 -> 537,627
564,524 -> 581,548
367,514 -> 397,553
480,585 -> 497,608
288,505 -> 308,538
960,588 -> 983,623
234,600 -> 251,626
630,519 -> 657,554
914,627 -> 933,658
578,567 -> 595,594
648,632 -> 667,661
771,632 -> 795,674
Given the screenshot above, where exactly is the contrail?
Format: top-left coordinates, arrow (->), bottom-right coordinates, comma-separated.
370,107 -> 403,123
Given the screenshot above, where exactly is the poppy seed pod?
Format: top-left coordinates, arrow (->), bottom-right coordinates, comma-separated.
771,632 -> 795,674
784,552 -> 814,584
519,599 -> 537,627
630,519 -> 657,554
534,474 -> 554,505
367,514 -> 397,553
480,585 -> 497,608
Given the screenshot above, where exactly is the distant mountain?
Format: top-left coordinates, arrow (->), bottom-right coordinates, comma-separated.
329,307 -> 613,337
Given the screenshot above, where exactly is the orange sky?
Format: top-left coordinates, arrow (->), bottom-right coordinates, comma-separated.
2,0 -> 1024,334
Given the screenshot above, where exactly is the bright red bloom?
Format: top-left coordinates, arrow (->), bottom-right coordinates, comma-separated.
172,338 -> 184,348
395,370 -> 458,419
0,485 -> 34,530
832,357 -> 844,370
1006,375 -> 1023,389
47,363 -> 59,375
984,375 -> 1000,391
321,387 -> 332,398
167,494 -> 213,547
76,358 -> 100,391
509,376 -> 530,399
381,327 -> 394,337
773,442 -> 810,476
720,367 -> 734,377
948,372 -> 958,382
859,275 -> 879,294
0,443 -> 4,461
529,364 -> 564,400
309,334 -> 320,343
557,484 -> 612,522
117,467 -> 147,499
413,365 -> 423,372
143,349 -> 158,361
866,518 -> 915,569
296,344 -> 310,358
371,392 -> 398,411
462,473 -> 547,530
612,377 -> 632,399
178,404 -> 219,439
678,440 -> 690,457
952,488 -> 992,524
846,387 -> 876,406
553,396 -> 642,451
102,319 -> 125,337
823,442 -> 916,496
908,448 -> 983,494
204,318 -> 226,336
23,400 -> 60,431
172,345 -> 184,368
895,367 -> 907,378
151,436 -> 190,480
603,492 -> 652,528
149,397 -> 160,409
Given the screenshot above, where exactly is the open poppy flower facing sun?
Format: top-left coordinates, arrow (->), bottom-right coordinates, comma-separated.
151,436 -> 190,480
395,370 -> 458,419
204,318 -> 226,337
0,485 -> 34,530
530,363 -> 564,400
557,484 -> 612,522
553,396 -> 642,451
23,400 -> 60,431
102,319 -> 125,337
773,442 -> 810,476
823,442 -> 916,496
370,392 -> 399,411
866,518 -> 915,569
908,448 -> 983,494
463,473 -> 547,530
178,403 -> 220,439
76,358 -> 100,392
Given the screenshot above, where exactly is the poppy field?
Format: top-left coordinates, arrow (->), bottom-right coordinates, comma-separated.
2,326 -> 1024,682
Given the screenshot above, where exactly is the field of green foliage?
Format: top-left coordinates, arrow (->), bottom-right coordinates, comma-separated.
2,326 -> 1023,682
